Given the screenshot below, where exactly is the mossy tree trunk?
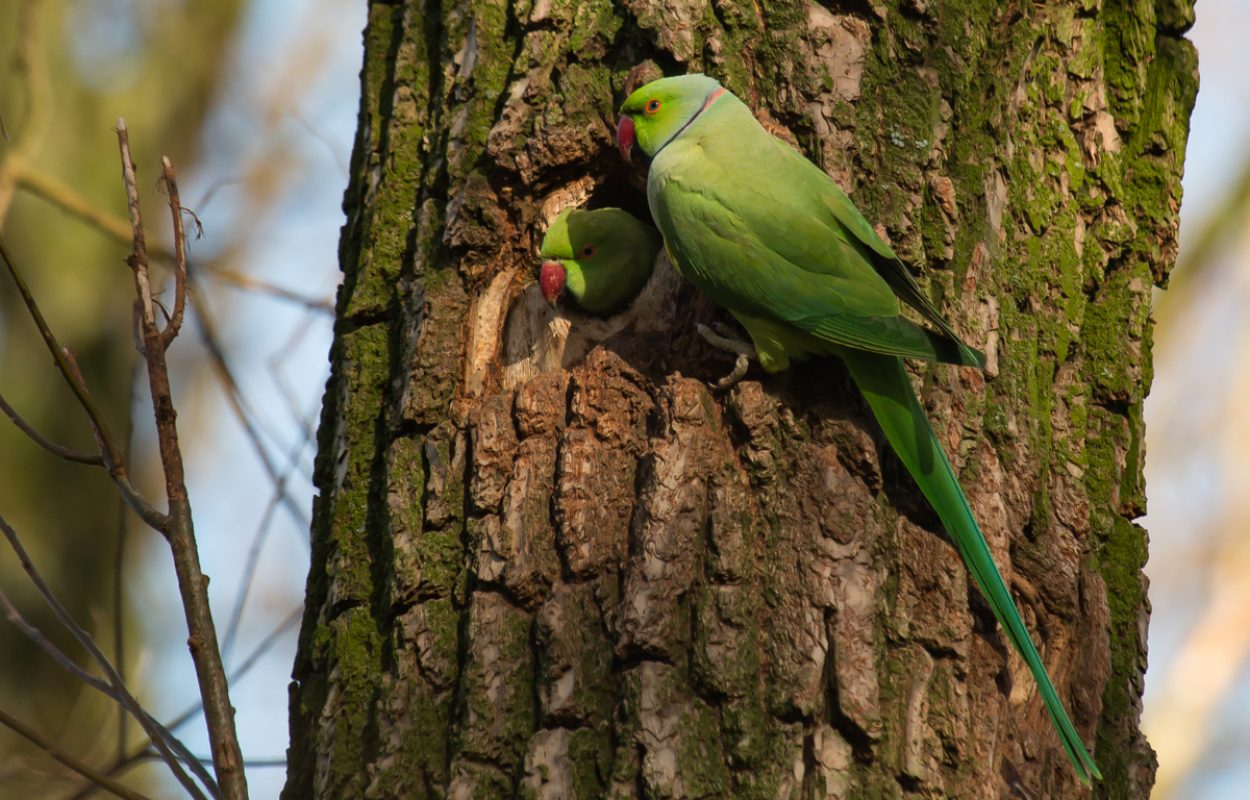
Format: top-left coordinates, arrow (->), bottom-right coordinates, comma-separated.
283,1 -> 1195,797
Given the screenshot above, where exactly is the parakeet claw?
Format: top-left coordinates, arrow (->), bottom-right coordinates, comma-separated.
710,353 -> 751,390
696,322 -> 755,389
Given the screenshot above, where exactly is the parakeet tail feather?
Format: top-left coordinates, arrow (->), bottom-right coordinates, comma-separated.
840,348 -> 1101,784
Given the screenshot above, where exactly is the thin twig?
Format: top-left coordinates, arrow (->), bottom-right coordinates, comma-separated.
220,495 -> 283,665
11,167 -> 330,314
207,268 -> 334,314
117,119 -> 248,800
14,165 -> 178,256
0,234 -> 170,533
10,189 -> 317,521
113,493 -> 129,760
0,236 -> 126,468
177,606 -> 302,732
59,347 -> 170,532
0,512 -> 214,799
0,706 -> 154,800
63,607 -> 302,800
221,429 -> 311,663
290,111 -> 350,174
219,367 -> 318,669
269,319 -> 324,448
191,758 -> 287,769
188,278 -> 311,532
0,583 -> 117,698
135,754 -> 290,770
11,161 -> 322,531
0,390 -> 103,465
159,157 -> 188,347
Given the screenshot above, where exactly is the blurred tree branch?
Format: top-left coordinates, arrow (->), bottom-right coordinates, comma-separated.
0,706 -> 153,800
0,125 -> 256,799
0,391 -> 103,465
1163,155 -> 1250,316
65,608 -> 301,800
0,1 -> 329,796
0,512 -> 211,799
0,236 -> 167,530
8,148 -> 327,535
0,0 -> 49,224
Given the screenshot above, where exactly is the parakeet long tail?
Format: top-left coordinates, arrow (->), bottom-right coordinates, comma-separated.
840,347 -> 1101,784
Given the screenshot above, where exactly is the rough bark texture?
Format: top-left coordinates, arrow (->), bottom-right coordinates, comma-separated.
284,1 -> 1195,798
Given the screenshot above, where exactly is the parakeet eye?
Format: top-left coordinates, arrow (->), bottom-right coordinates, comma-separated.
645,99 -> 661,115
580,244 -> 597,258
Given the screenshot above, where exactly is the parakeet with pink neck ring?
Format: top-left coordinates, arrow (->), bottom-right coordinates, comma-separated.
616,73 -> 1100,784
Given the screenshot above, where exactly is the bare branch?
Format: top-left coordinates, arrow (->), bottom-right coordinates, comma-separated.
117,120 -> 248,800
62,607 -> 302,800
134,754 -> 289,770
0,575 -> 216,800
117,123 -> 155,333
0,390 -> 103,465
221,429 -> 312,663
0,235 -> 128,470
207,268 -> 335,314
0,706 -> 154,800
177,606 -> 303,732
270,319 -> 324,446
113,493 -> 129,761
0,512 -> 214,799
14,166 -> 150,248
9,164 -> 179,267
0,235 -> 171,534
10,186 -> 318,537
58,347 -> 171,533
220,339 -> 320,668
10,156 -> 325,537
188,280 -> 311,532
159,157 -> 188,347
0,583 -> 116,698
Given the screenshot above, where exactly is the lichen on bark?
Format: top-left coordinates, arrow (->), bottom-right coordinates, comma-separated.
285,1 -> 1196,798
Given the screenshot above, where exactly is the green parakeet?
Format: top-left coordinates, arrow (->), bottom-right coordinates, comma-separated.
539,207 -> 661,316
617,73 -> 1100,783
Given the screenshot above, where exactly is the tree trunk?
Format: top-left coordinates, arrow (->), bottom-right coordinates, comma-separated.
283,1 -> 1195,798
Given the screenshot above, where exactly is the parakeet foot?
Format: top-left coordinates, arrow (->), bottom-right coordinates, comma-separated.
696,322 -> 753,355
696,322 -> 755,390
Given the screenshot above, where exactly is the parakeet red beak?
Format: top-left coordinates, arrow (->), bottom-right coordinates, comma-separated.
540,261 -> 566,304
616,115 -> 636,163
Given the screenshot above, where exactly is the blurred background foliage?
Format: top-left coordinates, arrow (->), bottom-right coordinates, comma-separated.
0,0 -> 245,794
0,0 -> 1244,798
0,0 -> 356,796
1142,2 -> 1250,799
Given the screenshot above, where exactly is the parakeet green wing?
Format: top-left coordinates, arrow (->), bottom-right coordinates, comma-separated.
818,185 -> 983,366
650,121 -> 981,367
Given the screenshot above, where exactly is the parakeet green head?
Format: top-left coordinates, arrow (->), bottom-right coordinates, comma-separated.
617,74 -> 724,161
538,207 -> 661,316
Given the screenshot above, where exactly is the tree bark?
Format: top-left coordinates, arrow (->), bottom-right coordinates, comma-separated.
284,1 -> 1196,798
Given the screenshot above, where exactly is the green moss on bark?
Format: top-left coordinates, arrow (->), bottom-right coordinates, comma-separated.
289,0 -> 1195,796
